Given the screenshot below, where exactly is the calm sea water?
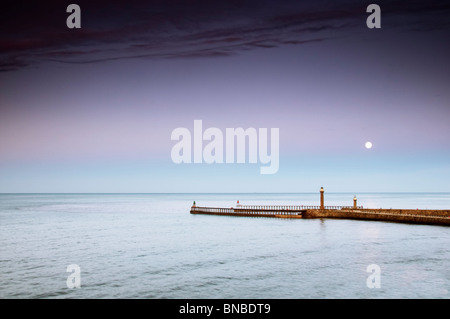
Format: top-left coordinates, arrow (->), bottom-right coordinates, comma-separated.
0,193 -> 449,299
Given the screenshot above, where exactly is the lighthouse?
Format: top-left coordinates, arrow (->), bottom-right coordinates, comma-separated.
320,187 -> 324,210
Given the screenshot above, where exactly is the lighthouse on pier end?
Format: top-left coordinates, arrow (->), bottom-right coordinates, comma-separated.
320,187 -> 324,210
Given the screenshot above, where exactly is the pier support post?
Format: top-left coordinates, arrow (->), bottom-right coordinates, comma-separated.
320,187 -> 324,210
353,196 -> 357,209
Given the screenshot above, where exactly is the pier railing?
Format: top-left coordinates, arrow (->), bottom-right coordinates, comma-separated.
190,206 -> 303,216
236,205 -> 361,210
190,205 -> 364,216
191,206 -> 235,214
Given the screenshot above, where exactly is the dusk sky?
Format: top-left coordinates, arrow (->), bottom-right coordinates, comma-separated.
1,0 -> 449,193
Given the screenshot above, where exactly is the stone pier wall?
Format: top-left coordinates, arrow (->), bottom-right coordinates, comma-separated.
303,209 -> 450,226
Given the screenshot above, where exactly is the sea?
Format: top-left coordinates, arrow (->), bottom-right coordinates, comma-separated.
0,193 -> 449,299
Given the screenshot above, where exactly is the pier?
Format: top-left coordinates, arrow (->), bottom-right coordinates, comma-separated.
190,205 -> 305,218
190,189 -> 450,226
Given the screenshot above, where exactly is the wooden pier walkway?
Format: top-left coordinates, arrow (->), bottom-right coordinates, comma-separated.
190,206 -> 304,218
190,204 -> 360,219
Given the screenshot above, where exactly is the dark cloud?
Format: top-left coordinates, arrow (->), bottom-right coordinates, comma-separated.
1,0 -> 449,72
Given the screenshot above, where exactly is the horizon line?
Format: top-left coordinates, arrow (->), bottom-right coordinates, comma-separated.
1,192 -> 450,195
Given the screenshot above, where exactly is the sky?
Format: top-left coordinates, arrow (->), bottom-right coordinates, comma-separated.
1,0 -> 449,193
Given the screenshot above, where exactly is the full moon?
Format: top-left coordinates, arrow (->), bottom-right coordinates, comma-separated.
365,141 -> 373,149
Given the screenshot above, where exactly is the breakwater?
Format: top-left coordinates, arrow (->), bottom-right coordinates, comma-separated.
190,188 -> 450,226
303,208 -> 450,226
190,206 -> 450,226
